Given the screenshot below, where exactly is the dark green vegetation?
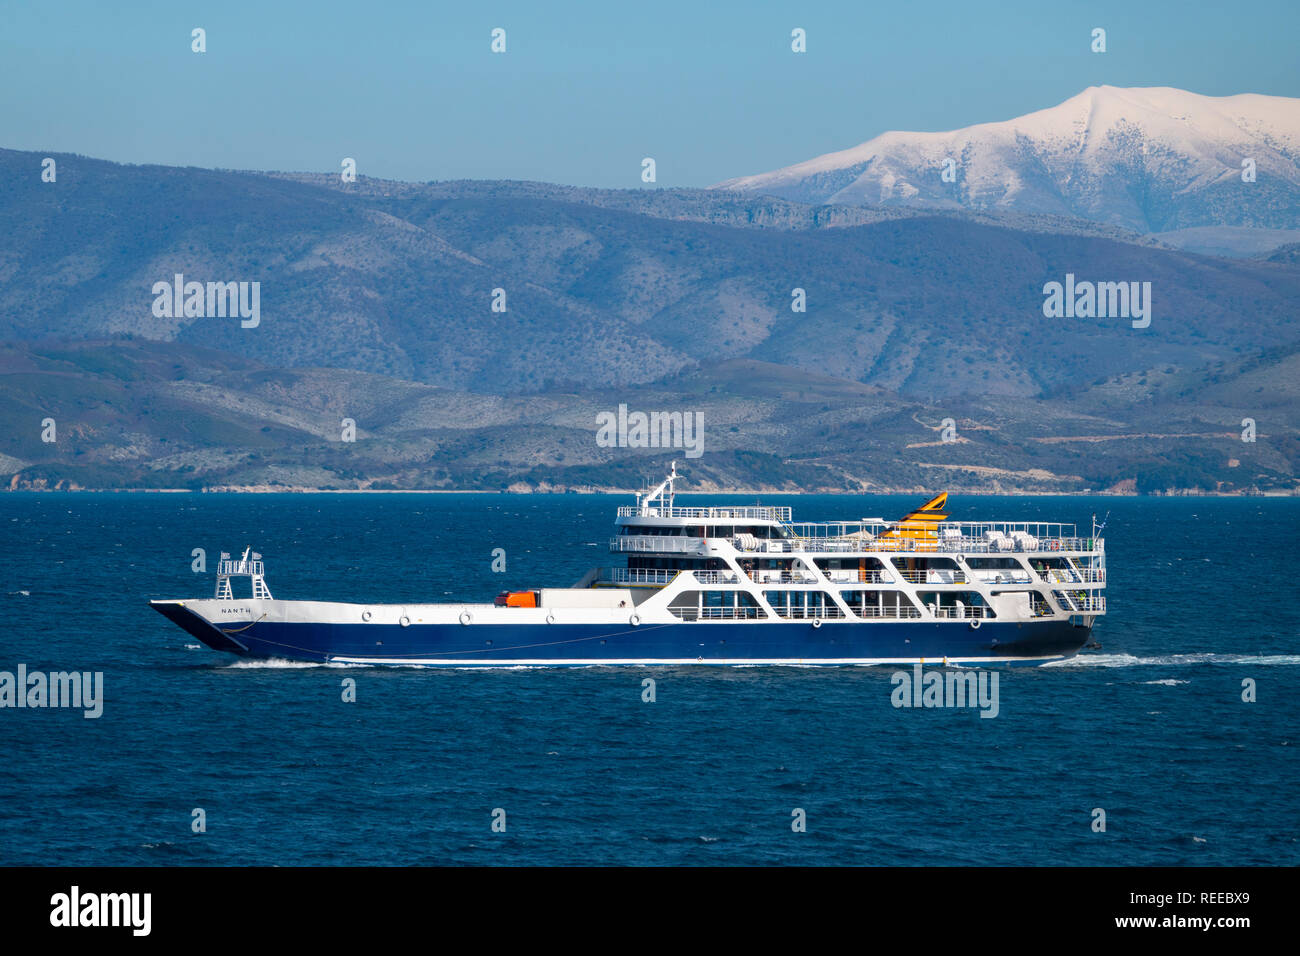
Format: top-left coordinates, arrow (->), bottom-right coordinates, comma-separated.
1,149 -> 1296,493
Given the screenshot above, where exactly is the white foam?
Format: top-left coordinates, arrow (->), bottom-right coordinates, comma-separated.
1047,652 -> 1300,668
220,658 -> 357,669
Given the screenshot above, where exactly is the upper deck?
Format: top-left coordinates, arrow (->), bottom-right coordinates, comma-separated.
617,463 -> 1104,556
781,520 -> 1099,554
616,504 -> 791,522
612,523 -> 1103,556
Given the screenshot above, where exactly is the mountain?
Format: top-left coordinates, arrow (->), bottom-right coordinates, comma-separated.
4,338 -> 1297,495
2,147 -> 1297,402
714,87 -> 1300,238
0,148 -> 1298,494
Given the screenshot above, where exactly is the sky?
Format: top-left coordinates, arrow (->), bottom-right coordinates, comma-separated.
2,0 -> 1297,188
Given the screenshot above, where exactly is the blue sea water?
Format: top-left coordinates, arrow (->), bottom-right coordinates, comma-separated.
0,492 -> 1297,866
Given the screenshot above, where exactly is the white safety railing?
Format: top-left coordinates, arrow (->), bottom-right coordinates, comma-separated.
670,606 -> 768,621
690,571 -> 745,585
618,505 -> 791,521
749,570 -> 823,585
894,568 -> 968,584
609,535 -> 707,554
765,605 -> 848,620
850,605 -> 925,620
928,605 -> 994,620
601,568 -> 680,586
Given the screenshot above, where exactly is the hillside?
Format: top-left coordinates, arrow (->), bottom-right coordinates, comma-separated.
2,338 -> 1295,495
0,148 -> 1297,494
2,148 -> 1298,401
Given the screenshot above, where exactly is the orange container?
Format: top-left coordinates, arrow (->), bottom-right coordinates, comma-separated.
499,590 -> 537,608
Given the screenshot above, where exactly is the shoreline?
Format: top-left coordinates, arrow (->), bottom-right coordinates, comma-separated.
2,486 -> 1296,498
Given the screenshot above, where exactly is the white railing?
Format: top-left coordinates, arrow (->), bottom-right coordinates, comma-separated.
609,535 -> 707,554
765,605 -> 847,620
1037,567 -> 1106,584
1053,592 -> 1107,613
850,605 -> 925,620
928,605 -> 994,619
618,505 -> 792,521
894,569 -> 968,584
690,571 -> 745,585
218,559 -> 264,576
602,568 -> 679,585
698,606 -> 766,620
789,520 -> 1080,539
972,571 -> 1035,585
819,569 -> 891,584
749,570 -> 822,585
670,606 -> 767,621
742,534 -> 1102,556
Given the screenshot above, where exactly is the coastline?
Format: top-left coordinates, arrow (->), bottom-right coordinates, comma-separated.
2,485 -> 1295,497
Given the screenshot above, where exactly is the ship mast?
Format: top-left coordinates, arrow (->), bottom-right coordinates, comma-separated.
638,460 -> 678,516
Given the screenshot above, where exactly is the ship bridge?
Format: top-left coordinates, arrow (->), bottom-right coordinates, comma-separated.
614,464 -> 792,554
600,465 -> 1106,628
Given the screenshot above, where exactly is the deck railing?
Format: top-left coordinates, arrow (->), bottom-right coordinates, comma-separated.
927,604 -> 994,619
739,534 -> 1102,556
748,570 -> 823,585
1037,567 -> 1106,584
787,520 -> 1081,539
894,569 -> 968,584
690,571 -> 745,585
670,606 -> 767,621
1052,592 -> 1107,613
765,605 -> 848,620
609,535 -> 707,554
850,605 -> 925,620
600,568 -> 680,586
971,571 -> 1035,585
619,505 -> 792,521
817,569 -> 891,584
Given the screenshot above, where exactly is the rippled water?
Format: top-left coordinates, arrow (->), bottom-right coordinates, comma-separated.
1,493 -> 1296,865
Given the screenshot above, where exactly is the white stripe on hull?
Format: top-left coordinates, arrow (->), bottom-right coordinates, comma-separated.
325,654 -> 1065,667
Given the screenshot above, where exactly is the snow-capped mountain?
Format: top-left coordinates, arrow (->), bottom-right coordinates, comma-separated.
714,86 -> 1300,235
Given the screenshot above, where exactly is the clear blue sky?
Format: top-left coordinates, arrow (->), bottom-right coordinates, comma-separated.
3,0 -> 1296,187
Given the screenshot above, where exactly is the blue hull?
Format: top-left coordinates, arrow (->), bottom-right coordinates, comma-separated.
153,604 -> 1090,666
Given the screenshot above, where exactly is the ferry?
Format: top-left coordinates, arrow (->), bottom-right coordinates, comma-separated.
150,465 -> 1105,666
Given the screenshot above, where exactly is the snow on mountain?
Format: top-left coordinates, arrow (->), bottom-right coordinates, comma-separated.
714,87 -> 1300,234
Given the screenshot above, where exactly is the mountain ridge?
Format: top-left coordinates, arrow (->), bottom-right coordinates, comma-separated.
1,147 -> 1297,494
714,86 -> 1300,236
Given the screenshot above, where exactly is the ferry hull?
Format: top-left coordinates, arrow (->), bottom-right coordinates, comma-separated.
152,602 -> 1089,666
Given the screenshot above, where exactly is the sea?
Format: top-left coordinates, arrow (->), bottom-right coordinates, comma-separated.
1,492 -> 1296,866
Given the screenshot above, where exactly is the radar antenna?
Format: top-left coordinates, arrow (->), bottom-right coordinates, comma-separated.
638,461 -> 679,516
